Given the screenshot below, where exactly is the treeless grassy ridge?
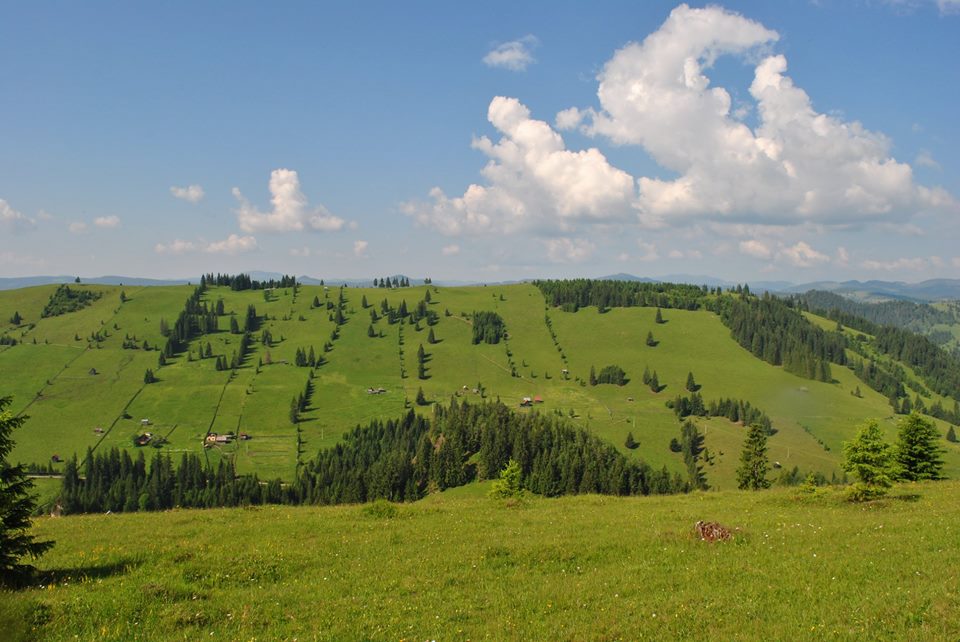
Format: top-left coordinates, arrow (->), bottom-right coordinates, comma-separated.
2,481 -> 958,640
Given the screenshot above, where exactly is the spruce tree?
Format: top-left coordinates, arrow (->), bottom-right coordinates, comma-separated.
1,397 -> 54,584
9,311 -> 22,325
655,308 -> 664,324
416,387 -> 427,406
624,432 -> 638,449
947,426 -> 958,443
736,423 -> 771,490
894,412 -> 945,481
589,366 -> 597,386
646,331 -> 656,347
427,328 -> 436,344
842,420 -> 896,500
685,371 -> 698,392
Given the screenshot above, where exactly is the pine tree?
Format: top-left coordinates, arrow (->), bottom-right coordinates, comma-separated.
685,371 -> 698,392
9,311 -> 22,325
648,371 -> 660,393
946,426 -> 957,443
646,331 -> 656,347
655,308 -> 664,324
0,396 -> 54,583
624,432 -> 638,449
427,328 -> 436,344
289,397 -> 300,424
230,316 -> 240,334
842,420 -> 896,500
416,387 -> 427,406
894,412 -> 945,481
736,424 -> 771,490
589,366 -> 597,386
367,324 -> 376,338
144,369 -> 157,384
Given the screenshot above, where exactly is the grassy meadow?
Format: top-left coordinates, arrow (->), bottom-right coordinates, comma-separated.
2,480 -> 959,640
2,282 -> 960,491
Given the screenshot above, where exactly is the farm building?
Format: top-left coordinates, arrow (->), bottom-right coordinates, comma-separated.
135,433 -> 152,447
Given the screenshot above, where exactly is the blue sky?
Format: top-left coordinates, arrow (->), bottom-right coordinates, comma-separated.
1,1 -> 958,282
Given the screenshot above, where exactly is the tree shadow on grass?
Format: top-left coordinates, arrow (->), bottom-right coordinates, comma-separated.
890,492 -> 922,503
37,556 -> 142,585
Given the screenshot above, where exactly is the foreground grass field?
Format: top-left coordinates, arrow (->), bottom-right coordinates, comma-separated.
2,481 -> 958,640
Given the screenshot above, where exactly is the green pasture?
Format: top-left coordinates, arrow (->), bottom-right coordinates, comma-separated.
1,282 -> 958,485
4,480 -> 959,640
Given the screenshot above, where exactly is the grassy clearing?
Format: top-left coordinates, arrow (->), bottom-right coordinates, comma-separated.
3,480 -> 958,640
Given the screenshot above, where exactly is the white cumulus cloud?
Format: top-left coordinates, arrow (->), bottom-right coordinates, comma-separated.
233,169 -> 345,233
576,3 -> 951,225
353,240 -> 369,258
68,222 -> 88,234
404,96 -> 637,236
778,241 -> 829,267
483,35 -> 538,71
155,235 -> 257,255
94,215 -> 120,229
0,199 -> 35,232
861,256 -> 928,271
205,234 -> 258,254
739,239 -> 773,259
441,244 -> 461,256
170,184 -> 205,203
545,237 -> 595,262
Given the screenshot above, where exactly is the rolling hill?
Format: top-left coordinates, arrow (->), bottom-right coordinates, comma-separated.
2,279 -> 958,494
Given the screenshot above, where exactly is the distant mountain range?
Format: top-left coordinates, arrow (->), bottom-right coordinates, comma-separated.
3,272 -> 960,301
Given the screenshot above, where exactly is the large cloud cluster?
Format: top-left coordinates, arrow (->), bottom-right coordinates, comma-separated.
406,3 -> 953,256
404,97 -> 636,236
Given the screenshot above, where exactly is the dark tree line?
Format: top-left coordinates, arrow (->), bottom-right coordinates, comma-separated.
56,400 -> 692,514
666,393 -> 774,434
535,279 -> 707,312
58,449 -> 286,514
872,326 -> 960,402
201,273 -> 297,290
297,400 -> 690,504
716,294 -> 843,382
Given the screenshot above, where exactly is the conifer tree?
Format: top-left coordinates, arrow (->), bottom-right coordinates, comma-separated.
655,308 -> 664,324
736,423 -> 771,490
946,425 -> 957,443
646,331 -> 657,347
9,311 -> 22,325
589,366 -> 597,386
0,397 -> 54,584
368,324 -> 376,338
416,387 -> 427,406
624,432 -> 638,449
648,371 -> 660,393
685,371 -> 698,392
842,420 -> 896,500
427,328 -> 436,344
894,412 -> 945,481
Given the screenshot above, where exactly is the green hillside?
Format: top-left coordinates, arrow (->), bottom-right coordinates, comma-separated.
3,481 -> 959,640
2,281 -> 959,491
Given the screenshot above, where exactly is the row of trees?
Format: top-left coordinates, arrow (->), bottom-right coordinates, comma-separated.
534,279 -> 707,312
200,273 -> 297,290
666,393 -> 774,434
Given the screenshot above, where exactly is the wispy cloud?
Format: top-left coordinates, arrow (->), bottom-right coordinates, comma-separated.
483,35 -> 539,72
155,235 -> 257,255
170,184 -> 205,203
0,199 -> 35,232
94,215 -> 121,229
